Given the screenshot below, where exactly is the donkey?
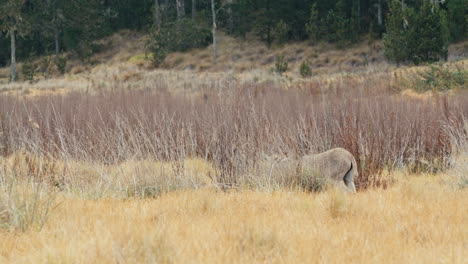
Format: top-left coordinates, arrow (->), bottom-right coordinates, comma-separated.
299,148 -> 357,193
261,148 -> 358,193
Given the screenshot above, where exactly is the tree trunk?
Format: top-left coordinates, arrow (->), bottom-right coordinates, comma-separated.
154,0 -> 161,26
211,0 -> 216,58
54,26 -> 60,55
266,0 -> 272,48
226,0 -> 233,32
176,0 -> 185,20
10,30 -> 17,82
357,0 -> 360,17
357,0 -> 361,30
192,0 -> 196,19
377,0 -> 382,26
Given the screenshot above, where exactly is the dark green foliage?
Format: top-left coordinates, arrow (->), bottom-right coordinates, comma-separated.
408,1 -> 449,64
63,0 -> 108,61
413,64 -> 467,92
0,0 -> 465,67
299,60 -> 312,78
446,0 -> 467,42
305,0 -> 359,47
272,20 -> 289,46
384,0 -> 449,65
322,0 -> 351,45
253,8 -> 274,48
274,55 -> 288,75
0,33 -> 9,67
146,27 -> 169,67
146,19 -> 211,67
230,2 -> 254,38
383,0 -> 409,64
169,19 -> 211,52
325,10 -> 349,45
104,0 -> 153,31
305,3 -> 320,43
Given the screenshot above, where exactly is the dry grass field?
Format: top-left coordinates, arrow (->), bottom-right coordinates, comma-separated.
0,173 -> 467,263
0,31 -> 467,263
0,88 -> 466,263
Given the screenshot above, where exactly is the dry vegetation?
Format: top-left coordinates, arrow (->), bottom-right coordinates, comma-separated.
0,175 -> 467,263
1,85 -> 467,189
0,31 -> 466,97
0,79 -> 466,262
0,32 -> 467,263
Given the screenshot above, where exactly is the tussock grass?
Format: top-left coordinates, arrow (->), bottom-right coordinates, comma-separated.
0,153 -> 216,199
0,175 -> 466,263
0,177 -> 57,232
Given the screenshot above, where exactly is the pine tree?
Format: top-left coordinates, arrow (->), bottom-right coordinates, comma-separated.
36,0 -> 66,56
446,0 -> 467,42
322,0 -> 350,46
61,0 -> 107,60
176,0 -> 185,20
383,0 -> 409,65
384,0 -> 449,65
407,0 -> 449,64
305,3 -> 320,43
0,0 -> 32,82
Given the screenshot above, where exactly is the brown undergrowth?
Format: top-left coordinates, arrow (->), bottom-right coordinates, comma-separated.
1,86 -> 466,191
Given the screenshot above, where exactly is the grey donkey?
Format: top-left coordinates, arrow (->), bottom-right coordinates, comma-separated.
299,148 -> 357,193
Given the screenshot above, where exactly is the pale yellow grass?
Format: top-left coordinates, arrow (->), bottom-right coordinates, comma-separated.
0,174 -> 466,264
0,152 -> 217,199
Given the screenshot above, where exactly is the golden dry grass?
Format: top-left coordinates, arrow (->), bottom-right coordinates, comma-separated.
0,173 -> 466,263
0,30 -> 465,99
0,152 -> 218,199
159,32 -> 386,76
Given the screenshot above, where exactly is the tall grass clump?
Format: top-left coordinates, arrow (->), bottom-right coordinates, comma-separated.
299,60 -> 313,78
274,55 -> 288,75
445,119 -> 468,189
0,175 -> 57,232
0,85 -> 466,191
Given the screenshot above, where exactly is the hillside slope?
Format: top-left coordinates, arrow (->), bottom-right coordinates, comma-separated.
0,30 -> 466,95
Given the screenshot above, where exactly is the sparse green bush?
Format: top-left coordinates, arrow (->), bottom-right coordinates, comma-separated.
39,56 -> 52,78
274,55 -> 288,75
299,60 -> 312,78
22,60 -> 35,82
76,43 -> 94,62
146,27 -> 170,67
414,64 -> 467,92
126,185 -> 163,199
54,56 -> 68,75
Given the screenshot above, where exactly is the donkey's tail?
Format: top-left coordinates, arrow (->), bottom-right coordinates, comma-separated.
343,162 -> 356,193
